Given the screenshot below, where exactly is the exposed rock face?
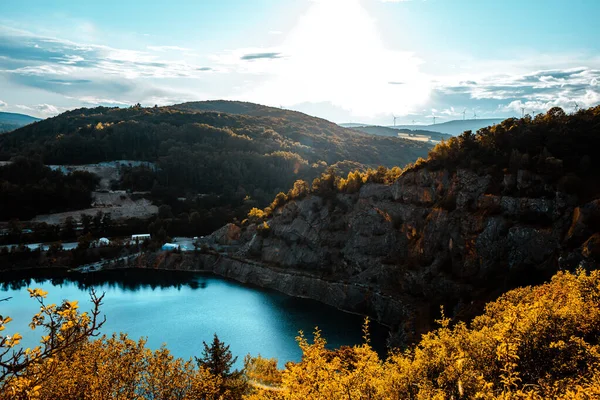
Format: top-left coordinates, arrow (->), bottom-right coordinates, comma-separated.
132,167 -> 600,342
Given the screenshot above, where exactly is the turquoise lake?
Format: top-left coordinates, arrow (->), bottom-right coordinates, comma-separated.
0,269 -> 388,367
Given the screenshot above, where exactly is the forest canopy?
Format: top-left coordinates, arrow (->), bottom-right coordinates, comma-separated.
0,157 -> 99,220
410,106 -> 600,201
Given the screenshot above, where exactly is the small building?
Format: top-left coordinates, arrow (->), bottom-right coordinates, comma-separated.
131,234 -> 151,241
98,238 -> 110,246
161,243 -> 180,251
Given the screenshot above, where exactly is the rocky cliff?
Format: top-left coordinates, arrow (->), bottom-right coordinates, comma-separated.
122,164 -> 598,343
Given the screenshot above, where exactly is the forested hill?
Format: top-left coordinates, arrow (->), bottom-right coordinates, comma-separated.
0,102 -> 431,225
171,100 -> 325,124
0,102 -> 430,167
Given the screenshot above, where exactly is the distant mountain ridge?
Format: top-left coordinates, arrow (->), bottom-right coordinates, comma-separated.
341,118 -> 506,136
0,111 -> 41,133
347,125 -> 453,142
393,118 -> 505,136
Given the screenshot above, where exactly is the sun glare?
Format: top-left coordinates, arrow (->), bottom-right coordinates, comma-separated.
249,0 -> 431,118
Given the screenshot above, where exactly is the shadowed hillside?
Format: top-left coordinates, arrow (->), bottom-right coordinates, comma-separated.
0,102 -> 430,168
0,102 -> 431,230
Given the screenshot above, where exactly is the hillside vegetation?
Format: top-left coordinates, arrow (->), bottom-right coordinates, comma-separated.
1,269 -> 599,399
0,101 -> 429,168
0,157 -> 99,220
414,106 -> 600,201
0,102 -> 430,229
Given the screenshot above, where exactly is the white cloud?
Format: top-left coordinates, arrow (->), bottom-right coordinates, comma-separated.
500,89 -> 600,115
15,103 -> 64,117
36,103 -> 59,115
74,96 -> 130,106
9,65 -> 75,76
0,10 -> 599,124
0,100 -> 6,108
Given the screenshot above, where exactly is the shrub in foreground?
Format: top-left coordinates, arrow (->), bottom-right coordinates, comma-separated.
1,269 -> 600,399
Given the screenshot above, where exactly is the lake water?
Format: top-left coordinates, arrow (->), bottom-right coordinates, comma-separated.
0,269 -> 388,367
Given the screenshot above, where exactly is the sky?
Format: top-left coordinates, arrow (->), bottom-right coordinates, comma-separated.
0,0 -> 599,125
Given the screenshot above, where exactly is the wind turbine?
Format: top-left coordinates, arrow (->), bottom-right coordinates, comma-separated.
432,114 -> 437,125
393,115 -> 398,127
462,109 -> 466,120
574,102 -> 580,113
473,111 -> 478,120
521,107 -> 525,118
412,119 -> 415,125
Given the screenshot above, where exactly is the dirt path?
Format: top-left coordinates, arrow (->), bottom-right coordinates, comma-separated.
248,380 -> 285,392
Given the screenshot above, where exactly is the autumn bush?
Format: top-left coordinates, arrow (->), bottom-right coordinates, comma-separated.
254,165 -> 407,218
2,269 -> 600,399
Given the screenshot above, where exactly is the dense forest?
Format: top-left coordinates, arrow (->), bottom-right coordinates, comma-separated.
0,157 -> 99,220
0,123 -> 21,134
410,106 -> 600,201
1,269 -> 599,398
0,101 -> 429,169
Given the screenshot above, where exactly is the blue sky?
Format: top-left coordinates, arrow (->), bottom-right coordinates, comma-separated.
0,0 -> 598,125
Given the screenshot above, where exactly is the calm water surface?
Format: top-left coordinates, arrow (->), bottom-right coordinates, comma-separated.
0,269 -> 388,367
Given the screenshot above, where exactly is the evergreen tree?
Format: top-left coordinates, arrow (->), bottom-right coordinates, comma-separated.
195,334 -> 239,379
195,334 -> 246,398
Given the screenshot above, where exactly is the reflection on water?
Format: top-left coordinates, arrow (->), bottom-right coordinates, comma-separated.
0,269 -> 389,367
0,269 -> 212,292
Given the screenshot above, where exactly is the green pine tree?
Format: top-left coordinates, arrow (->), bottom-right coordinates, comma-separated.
195,334 -> 247,398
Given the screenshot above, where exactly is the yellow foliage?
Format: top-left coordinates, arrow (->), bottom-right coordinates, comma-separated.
288,180 -> 309,200
248,207 -> 266,223
244,354 -> 282,387
4,334 -> 223,400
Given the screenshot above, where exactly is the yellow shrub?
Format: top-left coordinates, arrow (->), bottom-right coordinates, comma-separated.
3,270 -> 600,399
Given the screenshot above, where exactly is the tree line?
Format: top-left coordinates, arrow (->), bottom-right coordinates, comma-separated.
0,157 -> 98,220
